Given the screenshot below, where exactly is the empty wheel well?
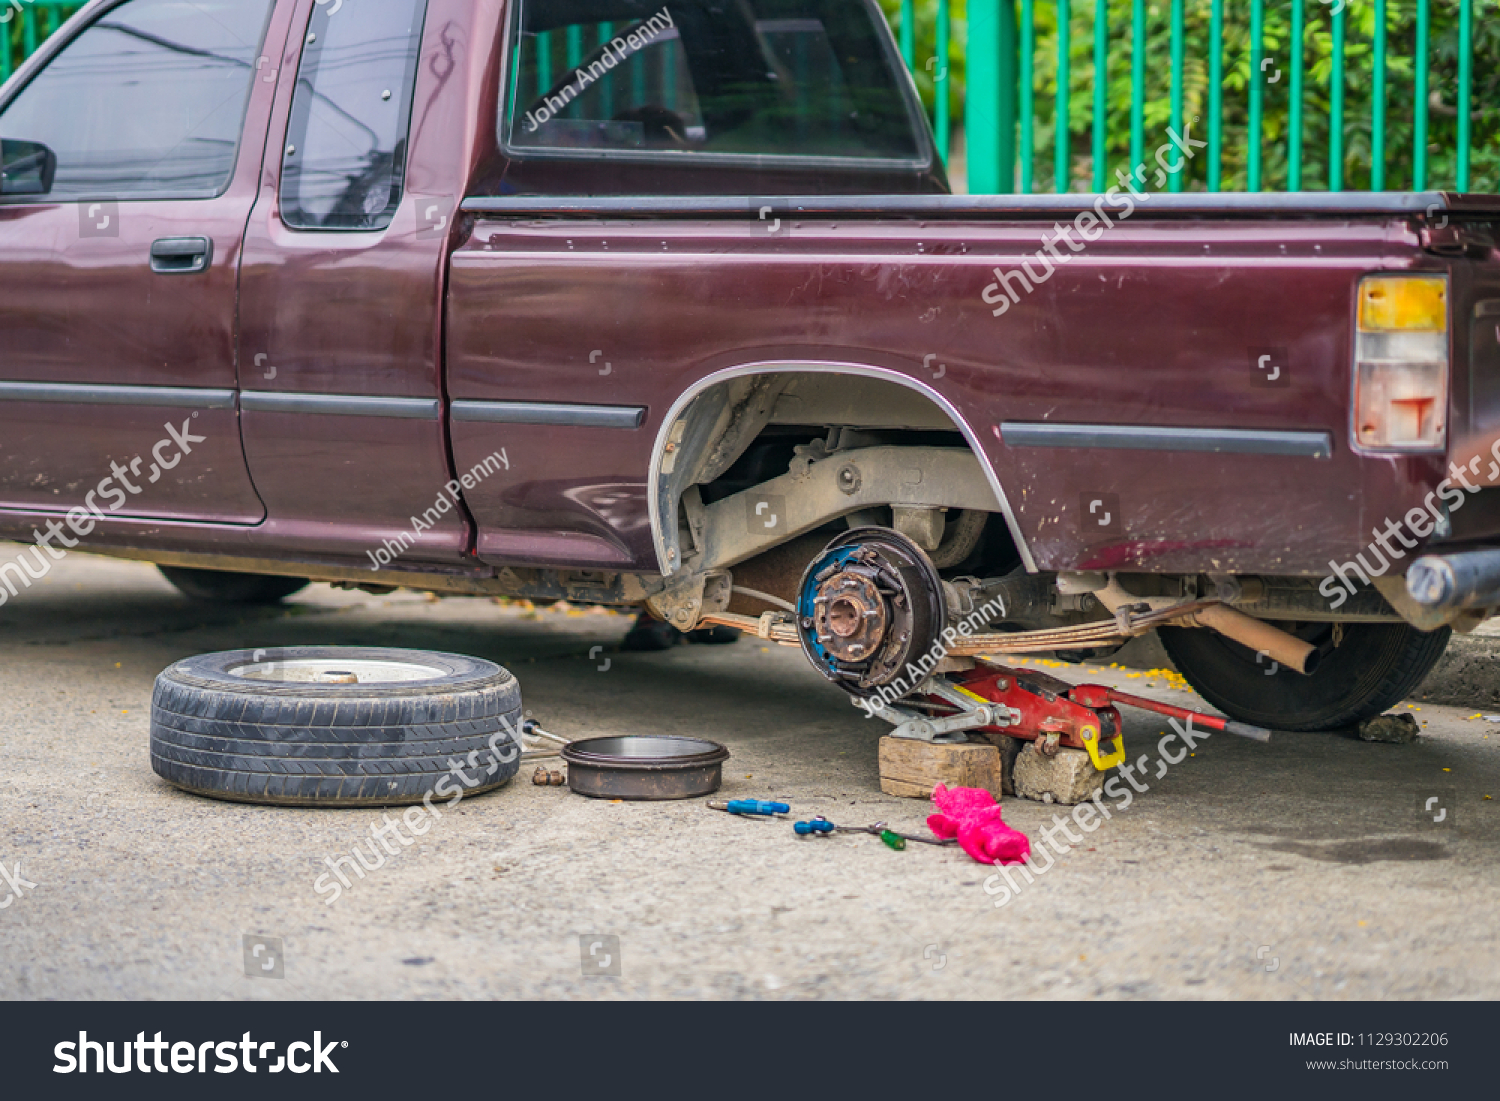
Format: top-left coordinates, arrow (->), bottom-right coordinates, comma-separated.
651,368 -> 1026,582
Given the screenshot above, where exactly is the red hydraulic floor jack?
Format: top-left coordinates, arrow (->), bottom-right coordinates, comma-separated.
884,659 -> 1272,771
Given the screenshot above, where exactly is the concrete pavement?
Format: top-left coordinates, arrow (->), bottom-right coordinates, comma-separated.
1,551 -> 1497,1000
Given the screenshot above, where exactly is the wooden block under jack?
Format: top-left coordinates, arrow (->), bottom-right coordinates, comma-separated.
878,735 -> 1003,799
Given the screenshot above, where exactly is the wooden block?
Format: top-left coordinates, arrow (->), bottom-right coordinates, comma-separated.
878,735 -> 1003,799
969,731 -> 1023,795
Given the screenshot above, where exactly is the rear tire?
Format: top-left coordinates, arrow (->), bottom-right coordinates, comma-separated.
1158,621 -> 1451,732
158,566 -> 309,605
150,646 -> 522,806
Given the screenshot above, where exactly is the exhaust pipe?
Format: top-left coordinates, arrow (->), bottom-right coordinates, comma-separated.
1093,576 -> 1320,674
1406,549 -> 1500,612
1176,604 -> 1321,675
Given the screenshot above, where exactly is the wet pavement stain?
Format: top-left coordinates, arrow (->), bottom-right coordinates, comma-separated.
1256,838 -> 1449,864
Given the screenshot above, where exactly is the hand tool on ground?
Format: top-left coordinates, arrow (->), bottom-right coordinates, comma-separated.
793,816 -> 956,849
519,718 -> 571,760
708,799 -> 790,817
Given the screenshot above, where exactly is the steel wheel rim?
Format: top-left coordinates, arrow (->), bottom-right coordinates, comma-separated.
225,657 -> 450,684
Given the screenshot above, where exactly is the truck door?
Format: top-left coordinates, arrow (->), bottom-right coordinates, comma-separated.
0,0 -> 286,526
235,0 -> 469,566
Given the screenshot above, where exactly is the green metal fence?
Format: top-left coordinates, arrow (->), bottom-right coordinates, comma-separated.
6,0 -> 1490,195
1,0 -> 83,85
888,0 -> 1492,194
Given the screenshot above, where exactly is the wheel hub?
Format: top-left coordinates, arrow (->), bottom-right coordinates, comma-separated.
796,527 -> 947,699
813,572 -> 888,661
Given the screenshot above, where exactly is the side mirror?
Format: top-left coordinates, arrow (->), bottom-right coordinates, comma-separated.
0,138 -> 57,196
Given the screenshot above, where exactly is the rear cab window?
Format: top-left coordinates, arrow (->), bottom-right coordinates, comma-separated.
496,0 -> 931,190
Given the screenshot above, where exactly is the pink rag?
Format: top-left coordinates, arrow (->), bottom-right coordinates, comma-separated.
927,783 -> 1030,865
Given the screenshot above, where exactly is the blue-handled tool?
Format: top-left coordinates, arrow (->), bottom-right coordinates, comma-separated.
708,799 -> 790,817
795,815 -> 955,849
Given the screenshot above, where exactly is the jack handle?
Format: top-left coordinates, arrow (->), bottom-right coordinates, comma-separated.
1069,686 -> 1272,743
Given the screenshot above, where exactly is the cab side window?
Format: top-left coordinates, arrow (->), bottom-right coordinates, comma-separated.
0,0 -> 275,200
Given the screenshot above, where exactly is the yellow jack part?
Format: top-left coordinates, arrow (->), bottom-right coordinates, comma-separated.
1080,724 -> 1124,771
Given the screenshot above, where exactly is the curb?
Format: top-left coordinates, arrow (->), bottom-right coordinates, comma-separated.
1113,629 -> 1500,711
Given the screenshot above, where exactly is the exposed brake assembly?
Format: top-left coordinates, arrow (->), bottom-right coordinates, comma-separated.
691,526 -> 1275,765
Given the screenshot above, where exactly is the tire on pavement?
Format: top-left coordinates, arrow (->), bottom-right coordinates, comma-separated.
150,646 -> 523,807
1157,621 -> 1451,732
157,565 -> 310,605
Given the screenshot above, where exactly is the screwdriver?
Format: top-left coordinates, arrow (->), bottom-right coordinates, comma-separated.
708,799 -> 790,817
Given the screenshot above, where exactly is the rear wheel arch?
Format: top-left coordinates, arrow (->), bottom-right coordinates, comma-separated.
647,363 -> 1034,577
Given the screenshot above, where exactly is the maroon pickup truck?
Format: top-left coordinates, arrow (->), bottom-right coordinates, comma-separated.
2,0 -> 1498,734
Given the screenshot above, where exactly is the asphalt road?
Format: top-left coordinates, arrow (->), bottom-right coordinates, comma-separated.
1,551 -> 1497,1000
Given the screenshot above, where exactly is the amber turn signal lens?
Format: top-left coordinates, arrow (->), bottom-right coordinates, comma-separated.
1358,275 -> 1448,333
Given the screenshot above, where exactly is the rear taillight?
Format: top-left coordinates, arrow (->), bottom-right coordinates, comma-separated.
1353,275 -> 1449,451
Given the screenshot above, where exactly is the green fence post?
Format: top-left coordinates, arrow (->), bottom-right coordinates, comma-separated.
1371,0 -> 1385,190
936,0 -> 951,164
1289,0 -> 1304,189
1130,0 -> 1144,171
1169,0 -> 1183,191
964,0 -> 1017,193
1092,0 -> 1107,191
566,20 -> 583,111
1056,0 -> 1070,192
1414,0 -> 1428,190
1330,4 -> 1344,190
599,23 -> 613,119
967,0 -> 1001,192
1249,0 -> 1263,191
1457,0 -> 1472,191
1021,0 -> 1034,193
998,0 -> 1017,191
1208,0 -> 1223,190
